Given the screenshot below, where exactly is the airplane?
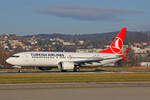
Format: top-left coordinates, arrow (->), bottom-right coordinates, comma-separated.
6,28 -> 129,72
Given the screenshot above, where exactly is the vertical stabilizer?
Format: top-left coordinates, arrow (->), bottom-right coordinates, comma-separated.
98,28 -> 127,54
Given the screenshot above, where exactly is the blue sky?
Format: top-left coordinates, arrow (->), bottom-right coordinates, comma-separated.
0,0 -> 150,35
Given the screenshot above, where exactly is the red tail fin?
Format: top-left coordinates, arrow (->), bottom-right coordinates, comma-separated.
98,28 -> 127,54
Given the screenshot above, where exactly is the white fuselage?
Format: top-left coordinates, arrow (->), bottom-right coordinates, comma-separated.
6,52 -> 121,68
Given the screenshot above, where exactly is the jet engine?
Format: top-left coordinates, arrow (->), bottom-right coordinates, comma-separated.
58,62 -> 77,72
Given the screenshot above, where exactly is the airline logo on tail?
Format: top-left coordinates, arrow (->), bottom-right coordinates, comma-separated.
98,28 -> 127,54
110,37 -> 123,54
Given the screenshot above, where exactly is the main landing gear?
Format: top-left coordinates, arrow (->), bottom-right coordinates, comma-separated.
73,66 -> 80,72
16,68 -> 22,73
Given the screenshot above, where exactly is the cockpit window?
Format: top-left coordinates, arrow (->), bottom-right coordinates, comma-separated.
12,55 -> 20,58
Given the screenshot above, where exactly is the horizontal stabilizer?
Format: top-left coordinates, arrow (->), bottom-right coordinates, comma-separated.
121,48 -> 130,61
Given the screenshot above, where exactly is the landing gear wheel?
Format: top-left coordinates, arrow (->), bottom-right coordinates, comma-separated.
73,66 -> 80,72
18,69 -> 22,73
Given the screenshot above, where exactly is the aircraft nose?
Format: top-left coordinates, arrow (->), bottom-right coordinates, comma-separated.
6,58 -> 13,65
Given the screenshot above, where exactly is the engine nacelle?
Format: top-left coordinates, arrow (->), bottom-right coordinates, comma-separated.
59,62 -> 75,70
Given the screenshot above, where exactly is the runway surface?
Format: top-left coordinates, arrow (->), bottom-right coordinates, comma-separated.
1,87 -> 150,100
1,82 -> 150,89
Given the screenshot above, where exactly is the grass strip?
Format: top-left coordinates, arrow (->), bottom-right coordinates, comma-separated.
0,73 -> 150,84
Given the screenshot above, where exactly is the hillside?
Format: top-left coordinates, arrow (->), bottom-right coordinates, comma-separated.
26,31 -> 150,44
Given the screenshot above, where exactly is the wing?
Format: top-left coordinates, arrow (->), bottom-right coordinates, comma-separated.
73,57 -> 120,66
74,58 -> 103,65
